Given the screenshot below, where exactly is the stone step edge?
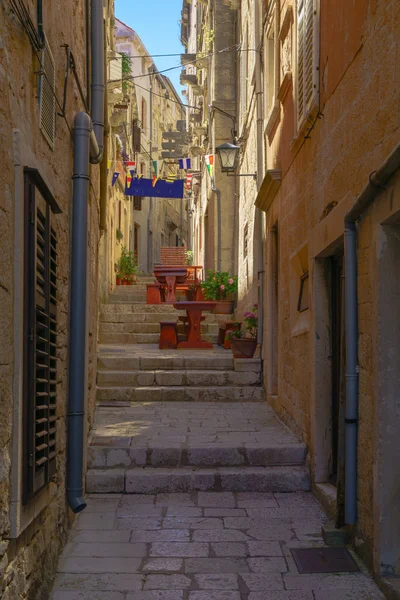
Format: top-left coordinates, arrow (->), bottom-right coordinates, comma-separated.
96,363 -> 236,373
95,386 -> 265,404
96,370 -> 261,386
86,465 -> 311,494
96,385 -> 264,391
88,442 -> 307,469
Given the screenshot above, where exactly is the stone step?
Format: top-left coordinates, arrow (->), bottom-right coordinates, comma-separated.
109,294 -> 147,302
88,441 -> 307,470
101,303 -> 234,318
99,332 -> 219,345
96,385 -> 265,403
99,322 -> 220,335
122,287 -> 148,293
86,465 -> 310,494
97,369 -> 260,387
100,311 -> 227,324
97,354 -> 235,371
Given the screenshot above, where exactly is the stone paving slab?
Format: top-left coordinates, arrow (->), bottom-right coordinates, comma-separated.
51,492 -> 385,600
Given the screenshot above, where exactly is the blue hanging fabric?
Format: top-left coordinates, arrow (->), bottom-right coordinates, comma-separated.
125,177 -> 184,199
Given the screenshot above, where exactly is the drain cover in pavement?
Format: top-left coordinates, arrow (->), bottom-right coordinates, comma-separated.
291,547 -> 359,574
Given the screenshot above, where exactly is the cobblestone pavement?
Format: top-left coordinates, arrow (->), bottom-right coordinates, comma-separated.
51,492 -> 384,599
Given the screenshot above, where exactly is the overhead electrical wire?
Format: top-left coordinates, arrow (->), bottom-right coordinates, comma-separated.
109,47 -> 261,62
108,43 -> 243,82
130,79 -> 202,111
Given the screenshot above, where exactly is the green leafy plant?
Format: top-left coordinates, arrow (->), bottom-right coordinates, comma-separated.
185,250 -> 194,266
201,270 -> 238,301
121,52 -> 132,94
119,245 -> 137,281
116,228 -> 123,241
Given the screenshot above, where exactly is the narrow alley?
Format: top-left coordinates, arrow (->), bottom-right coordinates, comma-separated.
1,0 -> 400,599
51,280 -> 383,599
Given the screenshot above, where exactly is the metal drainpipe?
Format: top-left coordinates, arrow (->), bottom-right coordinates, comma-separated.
344,142 -> 400,525
147,69 -> 153,273
255,0 -> 265,345
211,180 -> 222,272
37,0 -> 44,46
100,46 -> 109,232
67,0 -> 105,514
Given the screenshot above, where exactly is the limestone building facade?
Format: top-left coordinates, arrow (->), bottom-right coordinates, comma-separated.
183,0 -> 400,590
0,0 -> 111,597
98,18 -> 187,294
182,0 -> 237,274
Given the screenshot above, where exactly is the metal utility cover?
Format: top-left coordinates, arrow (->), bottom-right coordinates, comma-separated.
291,547 -> 359,574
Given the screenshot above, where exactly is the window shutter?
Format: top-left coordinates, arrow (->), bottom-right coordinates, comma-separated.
133,196 -> 142,210
297,0 -> 318,126
132,121 -> 141,152
39,38 -> 56,148
24,175 -> 58,502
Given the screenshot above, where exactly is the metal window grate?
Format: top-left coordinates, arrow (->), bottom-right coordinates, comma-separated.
24,174 -> 58,503
39,37 -> 56,148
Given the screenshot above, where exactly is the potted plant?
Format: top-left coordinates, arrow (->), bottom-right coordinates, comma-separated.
201,270 -> 238,314
115,258 -> 123,285
227,305 -> 258,358
119,246 -> 137,285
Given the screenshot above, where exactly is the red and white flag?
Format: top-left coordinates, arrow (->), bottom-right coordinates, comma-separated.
186,174 -> 193,190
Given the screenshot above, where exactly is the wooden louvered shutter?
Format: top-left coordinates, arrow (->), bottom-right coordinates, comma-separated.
24,174 -> 58,503
297,0 -> 318,127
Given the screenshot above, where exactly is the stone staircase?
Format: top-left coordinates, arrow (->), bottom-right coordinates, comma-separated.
88,279 -> 310,495
99,299 -> 221,345
96,346 -> 264,404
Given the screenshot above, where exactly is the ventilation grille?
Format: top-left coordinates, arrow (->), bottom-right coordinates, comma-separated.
40,38 -> 56,148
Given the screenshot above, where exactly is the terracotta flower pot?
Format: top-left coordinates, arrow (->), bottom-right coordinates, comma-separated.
116,277 -> 122,285
230,337 -> 257,358
213,300 -> 234,314
186,289 -> 197,301
195,287 -> 206,301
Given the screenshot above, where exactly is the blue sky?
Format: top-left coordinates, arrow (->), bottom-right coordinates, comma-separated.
115,0 -> 184,96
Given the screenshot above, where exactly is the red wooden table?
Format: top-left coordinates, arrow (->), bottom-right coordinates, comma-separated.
173,301 -> 217,349
154,266 -> 188,303
187,266 -> 203,283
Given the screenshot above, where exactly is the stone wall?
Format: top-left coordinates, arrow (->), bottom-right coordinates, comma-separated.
0,1 -> 101,597
252,0 -> 400,575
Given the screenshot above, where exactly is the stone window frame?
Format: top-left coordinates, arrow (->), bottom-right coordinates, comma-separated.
239,25 -> 249,131
10,165 -> 61,540
263,2 -> 281,138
